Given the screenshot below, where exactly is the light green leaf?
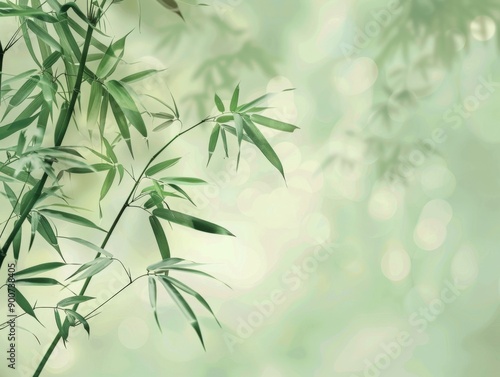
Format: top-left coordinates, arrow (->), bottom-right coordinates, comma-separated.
145,157 -> 181,176
148,277 -> 161,331
87,81 -> 103,127
54,101 -> 69,146
214,93 -> 224,112
107,80 -> 147,137
220,128 -> 229,157
57,296 -> 95,308
27,20 -> 62,52
153,209 -> 234,236
100,167 -> 116,201
64,309 -> 90,335
96,34 -> 128,79
156,0 -> 184,20
230,84 -> 239,112
121,69 -> 161,83
35,214 -> 63,259
158,277 -> 205,350
68,257 -> 113,281
60,236 -> 113,257
250,114 -> 299,132
159,177 -> 207,185
207,123 -> 220,166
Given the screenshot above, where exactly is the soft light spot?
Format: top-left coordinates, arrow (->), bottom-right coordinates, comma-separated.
381,247 -> 411,282
451,246 -> 478,289
471,16 -> 496,41
414,218 -> 447,251
368,187 -> 398,220
332,57 -> 378,96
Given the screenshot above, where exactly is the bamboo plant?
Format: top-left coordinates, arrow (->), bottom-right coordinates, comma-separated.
0,1 -> 299,375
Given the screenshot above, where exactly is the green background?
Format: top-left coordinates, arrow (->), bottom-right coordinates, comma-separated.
2,0 -> 500,376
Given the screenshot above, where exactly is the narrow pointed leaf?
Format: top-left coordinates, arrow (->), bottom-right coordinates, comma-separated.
64,309 -> 90,335
39,209 -> 105,232
214,94 -> 224,112
27,20 -> 62,52
207,123 -> 220,166
14,288 -> 37,320
149,215 -> 171,260
107,80 -> 147,137
15,262 -> 66,277
60,237 -> 113,257
57,296 -> 95,308
153,209 -> 234,236
250,114 -> 299,132
145,157 -> 181,176
230,84 -> 239,112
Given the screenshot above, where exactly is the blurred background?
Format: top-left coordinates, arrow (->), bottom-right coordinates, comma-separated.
2,0 -> 500,376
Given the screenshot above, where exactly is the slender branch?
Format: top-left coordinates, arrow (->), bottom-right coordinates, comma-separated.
0,26 -> 95,269
34,116 -> 213,376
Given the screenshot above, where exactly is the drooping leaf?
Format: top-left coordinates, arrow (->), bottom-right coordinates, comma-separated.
12,220 -> 21,260
60,236 -> 113,257
5,75 -> 40,118
96,34 -> 128,79
242,116 -> 285,179
149,216 -> 171,260
14,288 -> 38,320
220,128 -> 229,157
148,277 -> 161,331
121,69 -> 161,83
0,114 -> 39,141
67,257 -> 113,281
250,114 -> 299,133
27,20 -> 62,52
100,167 -> 116,201
16,277 -> 61,286
87,81 -> 103,127
64,309 -> 90,335
33,214 -> 63,259
39,209 -> 105,232
54,309 -> 69,346
156,0 -> 184,20
158,277 -> 205,349
163,275 -> 221,326
54,101 -> 69,146
153,209 -> 234,236
107,80 -> 147,138
207,123 -> 220,166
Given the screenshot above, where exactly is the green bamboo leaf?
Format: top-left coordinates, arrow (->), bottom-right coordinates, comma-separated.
54,101 -> 69,146
242,117 -> 285,179
250,114 -> 299,133
42,51 -> 62,70
233,113 -> 244,167
158,277 -> 205,350
39,209 -> 105,232
159,177 -> 207,185
5,75 -> 40,115
168,184 -> 196,206
100,167 -> 116,201
149,215 -> 171,260
102,137 -> 118,164
121,69 -> 161,83
230,84 -> 239,112
108,93 -> 133,156
64,309 -> 90,335
145,157 -> 181,176
15,262 -> 66,277
0,166 -> 37,185
13,220 -> 21,260
148,277 -> 161,331
147,257 -> 188,271
107,80 -> 147,137
14,288 -> 38,320
99,89 -> 109,137
57,296 -> 95,308
214,93 -> 225,112
216,115 -> 233,123
29,211 -> 39,250
96,34 -> 128,79
207,123 -> 220,166
68,257 -> 113,281
156,0 -> 184,20
87,81 -> 103,127
153,120 -> 175,132
153,209 -> 234,236
38,73 -> 56,105
221,124 -> 253,143
27,20 -> 62,52
34,214 -> 63,258
163,275 -> 221,326
2,182 -> 17,209
66,163 -> 113,174
237,88 -> 294,112
60,236 -> 113,257
0,113 -> 39,141
0,4 -> 59,23
16,277 -> 61,286
54,309 -> 69,346
157,266 -> 229,287
220,128 -> 229,157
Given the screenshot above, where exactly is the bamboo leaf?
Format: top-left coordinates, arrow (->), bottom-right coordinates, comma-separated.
13,220 -> 21,260
27,20 -> 62,52
148,277 -> 161,331
207,123 -> 220,166
68,257 -> 113,281
156,0 -> 184,20
230,84 -> 239,112
159,177 -> 207,185
145,157 -> 181,176
39,209 -> 105,232
149,215 -> 171,260
87,81 -> 103,127
96,34 -> 128,79
242,117 -> 285,179
66,163 -> 113,174
158,277 -> 205,350
54,101 -> 69,146
64,309 -> 90,335
0,114 -> 39,141
168,184 -> 196,206
35,214 -> 63,259
100,167 -> 116,201
107,80 -> 147,138
250,114 -> 299,133
16,277 -> 61,286
14,288 -> 38,320
153,209 -> 234,236
214,93 -> 224,112
221,128 -> 229,157
163,276 -> 221,326
60,236 -> 113,257
15,262 -> 66,277
121,69 -> 161,83
57,296 -> 95,308
108,92 -> 133,156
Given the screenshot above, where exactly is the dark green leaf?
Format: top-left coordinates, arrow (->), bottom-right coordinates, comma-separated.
0,114 -> 39,141
250,114 -> 299,132
156,0 -> 184,20
145,157 -> 181,176
15,262 -> 66,277
207,123 -> 220,166
64,309 -> 90,335
39,209 -> 105,232
121,69 -> 161,83
16,277 -> 61,286
14,288 -> 38,320
100,167 -> 116,201
230,84 -> 239,112
27,20 -> 62,52
149,215 -> 171,260
153,209 -> 234,236
57,296 -> 95,308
